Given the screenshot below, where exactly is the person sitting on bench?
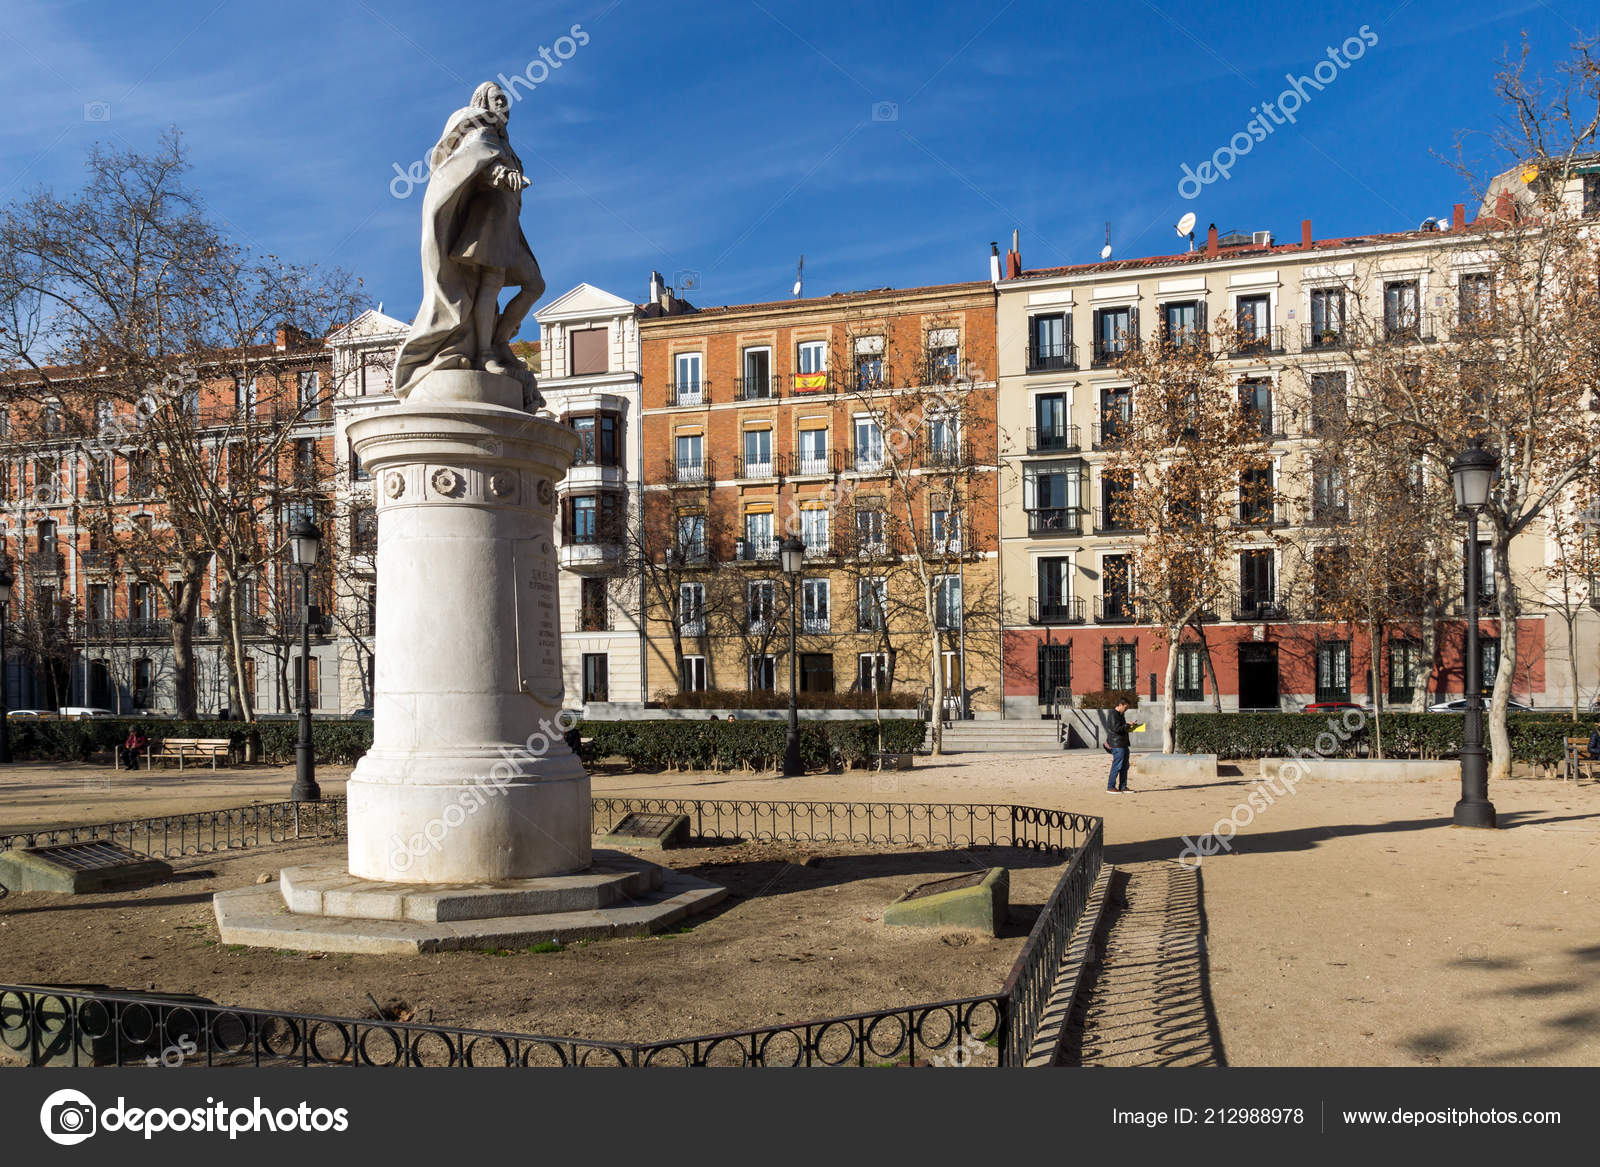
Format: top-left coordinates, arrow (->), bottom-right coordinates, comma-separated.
121,728 -> 149,771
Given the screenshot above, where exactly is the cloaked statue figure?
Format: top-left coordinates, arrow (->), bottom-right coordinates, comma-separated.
394,82 -> 544,408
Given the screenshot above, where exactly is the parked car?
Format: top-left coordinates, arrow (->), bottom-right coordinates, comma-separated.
350,707 -> 374,719
1301,701 -> 1371,714
6,709 -> 59,720
1426,698 -> 1532,713
58,707 -> 116,719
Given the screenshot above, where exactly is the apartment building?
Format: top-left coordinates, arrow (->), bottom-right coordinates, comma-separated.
637,281 -> 1001,713
995,207 -> 1597,720
0,328 -> 341,715
534,281 -> 649,711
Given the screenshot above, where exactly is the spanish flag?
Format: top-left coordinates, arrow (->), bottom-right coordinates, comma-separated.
793,373 -> 828,393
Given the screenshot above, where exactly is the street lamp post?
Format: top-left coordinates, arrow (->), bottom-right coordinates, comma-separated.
779,534 -> 806,777
289,517 -> 323,802
1450,439 -> 1498,829
0,568 -> 12,765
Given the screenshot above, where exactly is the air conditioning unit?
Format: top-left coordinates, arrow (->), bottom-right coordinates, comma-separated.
1252,230 -> 1273,246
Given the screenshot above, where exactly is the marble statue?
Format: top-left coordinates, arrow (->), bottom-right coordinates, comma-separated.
394,82 -> 544,408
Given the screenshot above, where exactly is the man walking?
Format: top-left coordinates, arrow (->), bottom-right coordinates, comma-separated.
1106,699 -> 1133,792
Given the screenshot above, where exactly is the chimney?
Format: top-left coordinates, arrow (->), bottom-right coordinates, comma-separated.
989,242 -> 1001,284
1452,203 -> 1466,230
1205,223 -> 1219,257
1300,219 -> 1313,248
1005,228 -> 1022,279
1493,191 -> 1514,226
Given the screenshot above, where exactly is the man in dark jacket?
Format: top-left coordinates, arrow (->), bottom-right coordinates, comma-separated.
1106,700 -> 1132,792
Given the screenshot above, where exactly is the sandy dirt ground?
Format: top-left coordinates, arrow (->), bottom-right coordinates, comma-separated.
3,751 -> 1598,1065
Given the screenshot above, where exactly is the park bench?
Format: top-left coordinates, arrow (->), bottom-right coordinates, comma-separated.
1563,737 -> 1597,784
146,737 -> 236,771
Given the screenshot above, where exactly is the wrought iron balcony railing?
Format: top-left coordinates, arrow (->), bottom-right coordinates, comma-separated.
1026,424 -> 1080,454
1026,507 -> 1085,536
666,380 -> 709,406
1027,342 -> 1077,372
1030,596 -> 1085,625
1095,596 -> 1140,624
734,377 -> 777,401
1223,326 -> 1286,358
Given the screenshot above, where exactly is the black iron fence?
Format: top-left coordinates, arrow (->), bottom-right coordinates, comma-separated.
0,799 -> 347,859
1,799 -> 1101,1068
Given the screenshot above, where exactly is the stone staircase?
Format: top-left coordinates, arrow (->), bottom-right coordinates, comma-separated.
932,719 -> 1066,754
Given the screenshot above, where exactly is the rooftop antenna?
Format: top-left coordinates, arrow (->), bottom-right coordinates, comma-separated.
1176,211 -> 1196,251
792,255 -> 805,298
1099,222 -> 1113,261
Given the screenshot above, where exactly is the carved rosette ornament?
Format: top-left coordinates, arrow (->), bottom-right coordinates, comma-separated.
430,467 -> 465,498
384,472 -> 406,500
488,471 -> 517,499
536,479 -> 554,507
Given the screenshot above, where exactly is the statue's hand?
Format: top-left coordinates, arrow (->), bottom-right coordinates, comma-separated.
493,166 -> 531,191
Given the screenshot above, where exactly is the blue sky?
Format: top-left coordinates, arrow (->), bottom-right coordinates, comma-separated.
0,0 -> 1593,338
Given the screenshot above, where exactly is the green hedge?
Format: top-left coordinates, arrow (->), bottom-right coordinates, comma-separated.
1080,690 -> 1139,709
574,718 -> 927,771
6,718 -> 374,766
1174,712 -> 1600,767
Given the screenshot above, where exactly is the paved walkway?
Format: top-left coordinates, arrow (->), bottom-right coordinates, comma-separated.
1061,861 -> 1226,1066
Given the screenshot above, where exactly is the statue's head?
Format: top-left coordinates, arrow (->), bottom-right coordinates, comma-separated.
471,82 -> 510,124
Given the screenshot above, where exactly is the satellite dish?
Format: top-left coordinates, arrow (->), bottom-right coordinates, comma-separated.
1100,221 -> 1112,260
1176,212 -> 1196,237
1420,217 -> 1438,231
1438,214 -> 1452,231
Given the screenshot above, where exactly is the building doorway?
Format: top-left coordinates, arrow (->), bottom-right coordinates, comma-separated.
1237,642 -> 1280,711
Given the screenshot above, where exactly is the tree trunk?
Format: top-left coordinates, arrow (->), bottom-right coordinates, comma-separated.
1566,613 -> 1580,721
1195,622 -> 1222,712
168,575 -> 201,720
1410,612 -> 1438,712
1487,539 -> 1517,782
1369,622 -> 1384,759
1162,630 -> 1180,753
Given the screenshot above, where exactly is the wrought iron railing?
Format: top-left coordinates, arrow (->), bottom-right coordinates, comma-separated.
1026,425 -> 1079,454
0,799 -> 347,859
0,799 -> 1102,1069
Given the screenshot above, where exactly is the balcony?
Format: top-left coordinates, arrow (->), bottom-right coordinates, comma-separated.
1030,596 -> 1085,625
802,538 -> 832,560
1381,313 -> 1437,344
1308,502 -> 1349,525
666,381 -> 709,406
668,540 -> 710,568
1232,599 -> 1287,622
734,536 -> 778,562
678,618 -> 706,638
922,439 -> 969,469
1027,342 -> 1077,373
1026,424 -> 1080,454
923,354 -> 960,386
1090,420 -> 1129,450
1233,501 -> 1277,527
801,614 -> 830,634
1095,596 -> 1139,625
1091,337 -> 1137,368
735,376 -> 777,401
1095,506 -> 1140,534
846,447 -> 887,475
1223,326 -> 1286,358
1302,322 -> 1354,350
79,549 -> 117,571
1027,507 -> 1085,536
666,457 -> 714,486
83,618 -> 172,640
735,453 -> 778,480
784,450 -> 839,477
560,539 -> 623,574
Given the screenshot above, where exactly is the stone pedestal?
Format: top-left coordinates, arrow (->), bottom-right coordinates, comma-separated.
345,370 -> 589,883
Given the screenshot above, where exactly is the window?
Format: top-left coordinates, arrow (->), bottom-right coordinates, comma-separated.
571,414 -> 621,466
1316,640 -> 1351,702
747,653 -> 776,692
742,511 -> 774,559
934,574 -> 962,630
1037,643 -> 1071,702
742,427 -> 773,477
569,496 -> 598,542
795,340 -> 828,393
857,652 -> 891,692
747,580 -> 777,632
681,655 -> 707,692
1037,556 -> 1074,622
930,507 -> 960,553
1466,541 -> 1495,610
1092,306 -> 1135,365
295,438 -> 318,483
854,339 -> 883,392
741,346 -> 772,398
570,327 -> 608,376
1389,638 -> 1422,705
678,582 -> 705,636
801,578 -> 830,632
1312,457 -> 1347,521
1312,546 -> 1349,618
854,507 -> 886,554
1458,273 -> 1493,327
235,376 -> 257,418
857,577 -> 887,631
127,452 -> 154,497
1100,471 -> 1134,531
674,432 -> 704,480
363,584 -> 376,635
1103,641 -> 1137,691
1585,173 -> 1600,217
1239,550 -> 1275,616
800,653 -> 834,693
1029,313 -> 1070,370
675,512 -> 706,560
86,583 -> 111,623
350,438 -> 370,481
673,352 -> 703,403
852,415 -> 884,471
1162,300 -> 1203,346
1309,288 -> 1345,345
800,507 -> 829,555
297,371 -> 320,410
1234,294 -> 1271,349
1176,645 -> 1204,701
1479,636 -> 1500,688
1097,387 -> 1131,445
1239,463 -> 1274,524
581,653 -> 609,702
925,328 -> 958,383
351,505 -> 378,556
1025,461 -> 1084,533
1101,554 -> 1134,621
926,411 -> 959,465
1033,392 -> 1069,450
36,519 -> 57,562
1383,280 -> 1420,338
294,655 -> 321,710
133,658 -> 153,707
1310,372 -> 1347,435
43,401 -> 62,435
580,577 -> 608,631
1240,378 -> 1273,436
798,427 -> 829,475
86,453 -> 113,500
